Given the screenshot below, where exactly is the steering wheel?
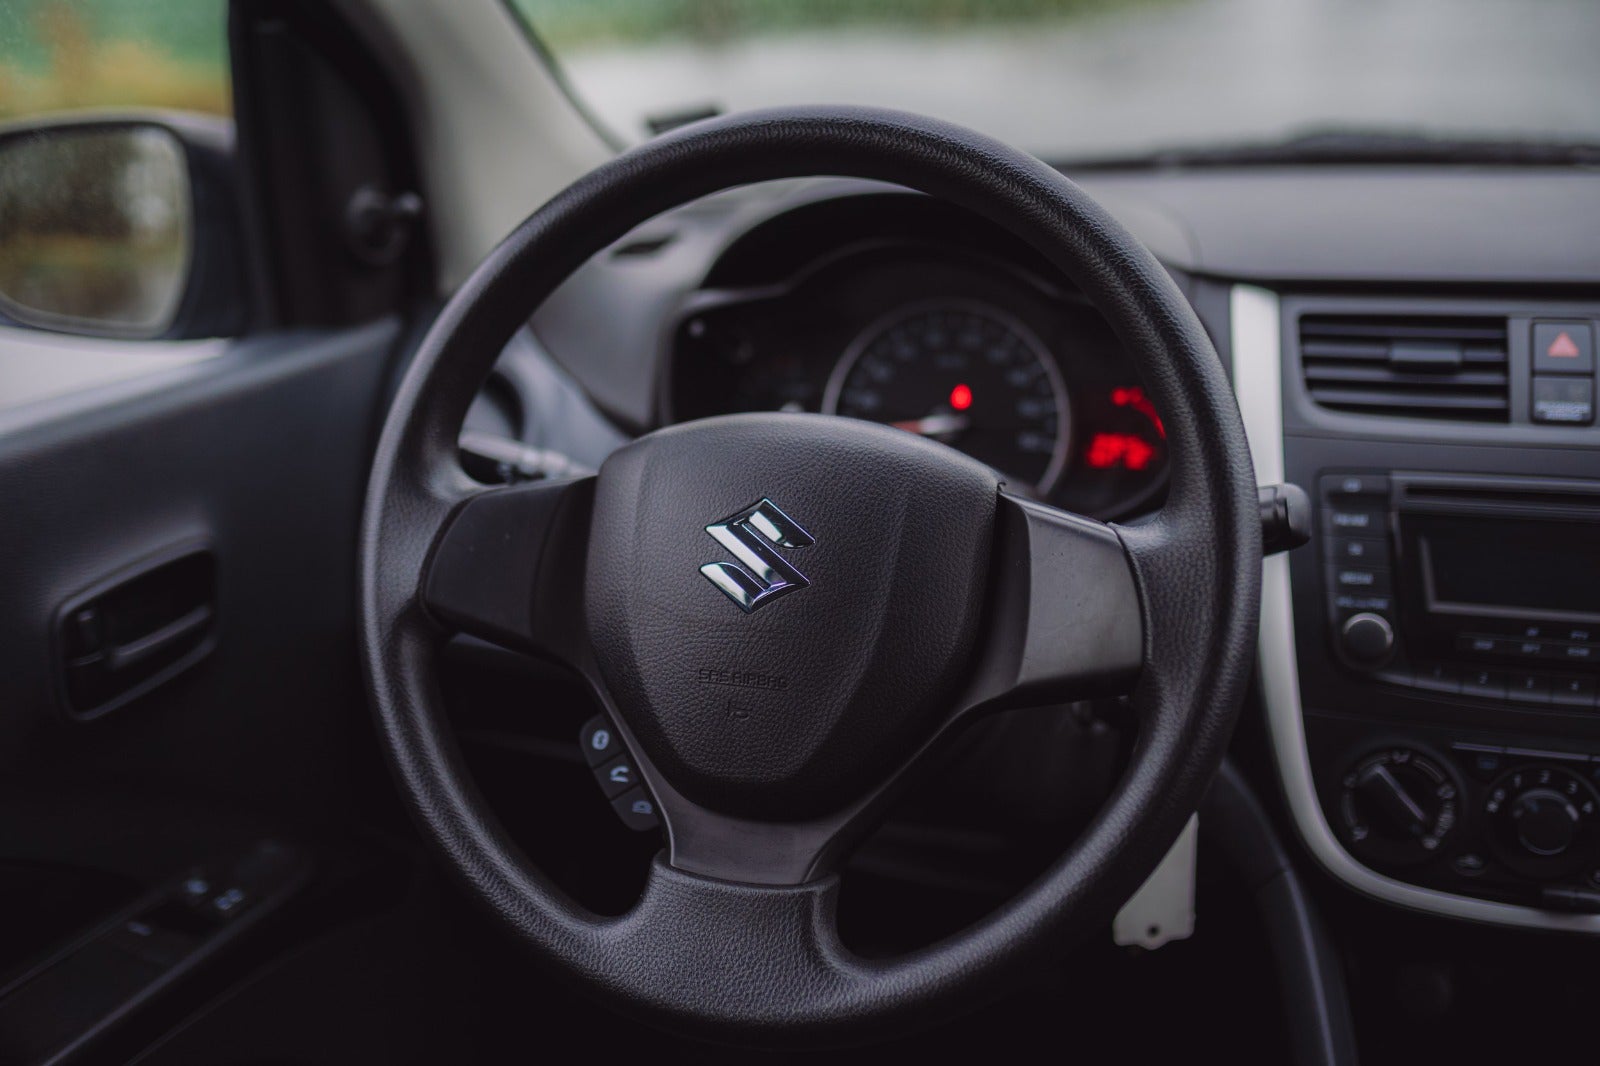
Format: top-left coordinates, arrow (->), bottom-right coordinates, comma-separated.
359,107 -> 1260,1043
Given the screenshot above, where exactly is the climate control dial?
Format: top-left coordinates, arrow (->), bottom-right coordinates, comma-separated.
1485,765 -> 1600,875
1339,748 -> 1460,865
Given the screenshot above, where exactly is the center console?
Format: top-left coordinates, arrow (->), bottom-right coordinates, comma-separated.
1234,286 -> 1600,929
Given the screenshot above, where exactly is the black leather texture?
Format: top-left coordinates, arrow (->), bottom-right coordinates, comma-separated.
358,106 -> 1260,1042
586,412 -> 997,820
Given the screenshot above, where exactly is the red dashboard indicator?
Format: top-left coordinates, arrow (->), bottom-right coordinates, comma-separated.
1085,432 -> 1156,471
1110,385 -> 1164,438
1547,331 -> 1581,359
949,382 -> 974,411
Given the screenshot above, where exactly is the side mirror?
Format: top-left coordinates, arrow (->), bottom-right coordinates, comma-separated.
0,114 -> 244,339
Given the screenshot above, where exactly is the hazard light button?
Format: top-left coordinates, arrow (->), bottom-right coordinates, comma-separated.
1533,321 -> 1594,374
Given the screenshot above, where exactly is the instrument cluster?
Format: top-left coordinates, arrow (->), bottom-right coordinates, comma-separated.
666,243 -> 1168,519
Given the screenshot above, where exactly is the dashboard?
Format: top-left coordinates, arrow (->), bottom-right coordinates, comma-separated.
509,167 -> 1600,937
662,199 -> 1167,518
1256,287 -> 1600,930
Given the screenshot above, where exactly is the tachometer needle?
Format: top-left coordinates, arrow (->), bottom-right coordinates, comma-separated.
890,413 -> 971,436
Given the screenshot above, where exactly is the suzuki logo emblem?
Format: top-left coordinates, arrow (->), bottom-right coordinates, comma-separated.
699,498 -> 814,613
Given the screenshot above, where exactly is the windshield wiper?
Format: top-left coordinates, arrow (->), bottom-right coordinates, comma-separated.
1067,128 -> 1600,170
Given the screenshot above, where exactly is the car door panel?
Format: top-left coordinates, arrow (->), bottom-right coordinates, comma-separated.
0,319 -> 401,822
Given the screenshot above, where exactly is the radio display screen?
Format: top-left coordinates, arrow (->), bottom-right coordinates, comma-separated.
1413,515 -> 1600,624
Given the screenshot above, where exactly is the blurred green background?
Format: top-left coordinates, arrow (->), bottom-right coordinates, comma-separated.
0,0 -> 230,120
513,0 -> 1165,48
0,0 -> 1161,122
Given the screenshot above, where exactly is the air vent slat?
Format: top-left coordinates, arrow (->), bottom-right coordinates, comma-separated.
1301,320 -> 1505,342
1304,366 -> 1508,387
1299,313 -> 1509,423
1308,388 -> 1508,413
1301,340 -> 1390,361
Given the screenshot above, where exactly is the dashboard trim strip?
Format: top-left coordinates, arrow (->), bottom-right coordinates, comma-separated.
1230,282 -> 1600,934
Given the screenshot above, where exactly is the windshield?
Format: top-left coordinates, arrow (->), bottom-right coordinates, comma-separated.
510,0 -> 1600,161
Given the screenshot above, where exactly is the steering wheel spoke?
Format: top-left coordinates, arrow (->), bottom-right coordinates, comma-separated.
420,476 -> 595,662
593,857 -> 864,1031
637,764 -> 871,885
959,490 -> 1144,713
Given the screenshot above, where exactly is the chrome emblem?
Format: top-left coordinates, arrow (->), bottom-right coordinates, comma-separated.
699,498 -> 814,613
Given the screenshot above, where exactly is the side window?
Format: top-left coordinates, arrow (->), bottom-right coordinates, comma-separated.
0,1 -> 231,338
0,0 -> 230,122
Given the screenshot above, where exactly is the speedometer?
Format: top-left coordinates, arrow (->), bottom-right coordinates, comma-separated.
821,302 -> 1070,495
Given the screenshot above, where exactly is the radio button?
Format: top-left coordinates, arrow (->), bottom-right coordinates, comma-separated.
1329,567 -> 1392,596
1458,634 -> 1505,656
1545,642 -> 1598,665
1333,593 -> 1392,613
1461,669 -> 1508,700
1320,473 -> 1390,498
1551,676 -> 1598,708
1328,536 -> 1388,563
1324,508 -> 1385,534
1414,663 -> 1461,694
1507,673 -> 1552,704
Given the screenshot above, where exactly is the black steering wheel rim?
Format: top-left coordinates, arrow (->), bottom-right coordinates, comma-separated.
359,106 -> 1260,1043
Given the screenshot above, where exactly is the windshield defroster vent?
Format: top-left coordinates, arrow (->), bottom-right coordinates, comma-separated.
1298,314 -> 1509,422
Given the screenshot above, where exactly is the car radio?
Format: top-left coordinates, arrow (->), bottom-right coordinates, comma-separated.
1320,471 -> 1600,709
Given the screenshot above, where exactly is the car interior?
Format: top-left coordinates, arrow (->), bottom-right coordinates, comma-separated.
2,0 -> 1599,1062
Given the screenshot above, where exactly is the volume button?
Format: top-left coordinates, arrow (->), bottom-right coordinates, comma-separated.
1341,612 -> 1395,664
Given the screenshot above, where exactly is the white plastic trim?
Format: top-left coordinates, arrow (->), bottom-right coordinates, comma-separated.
1113,815 -> 1198,949
358,0 -> 612,291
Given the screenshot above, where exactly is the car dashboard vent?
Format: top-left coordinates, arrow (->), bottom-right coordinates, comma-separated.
1298,314 -> 1509,421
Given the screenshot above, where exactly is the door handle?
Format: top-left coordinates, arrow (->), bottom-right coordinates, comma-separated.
104,604 -> 215,672
56,546 -> 217,719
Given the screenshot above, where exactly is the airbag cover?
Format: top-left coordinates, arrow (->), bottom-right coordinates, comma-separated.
585,412 -> 997,819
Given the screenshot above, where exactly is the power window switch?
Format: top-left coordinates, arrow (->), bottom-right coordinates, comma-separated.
106,920 -> 195,968
208,886 -> 249,919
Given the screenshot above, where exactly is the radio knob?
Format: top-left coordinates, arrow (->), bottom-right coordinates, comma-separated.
1510,788 -> 1582,857
1341,612 -> 1395,664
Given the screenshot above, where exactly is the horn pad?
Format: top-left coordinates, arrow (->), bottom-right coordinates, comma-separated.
585,413 -> 998,819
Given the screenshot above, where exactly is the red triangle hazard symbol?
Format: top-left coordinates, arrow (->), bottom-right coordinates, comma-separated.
1548,331 -> 1581,359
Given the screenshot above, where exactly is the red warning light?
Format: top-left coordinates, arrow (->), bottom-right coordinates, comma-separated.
1085,432 -> 1156,471
949,383 -> 974,411
1548,331 -> 1581,359
1110,385 -> 1165,438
